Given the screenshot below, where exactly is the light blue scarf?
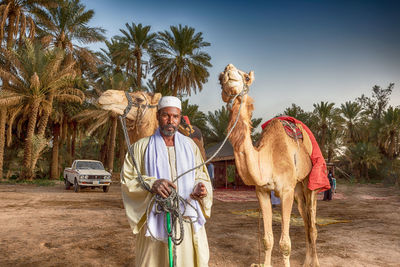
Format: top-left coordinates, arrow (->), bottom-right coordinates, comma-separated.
145,128 -> 205,241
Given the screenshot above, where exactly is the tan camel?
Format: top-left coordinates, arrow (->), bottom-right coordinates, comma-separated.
219,64 -> 320,267
98,90 -> 207,160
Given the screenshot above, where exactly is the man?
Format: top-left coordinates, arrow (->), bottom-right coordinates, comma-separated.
323,170 -> 334,201
121,96 -> 213,267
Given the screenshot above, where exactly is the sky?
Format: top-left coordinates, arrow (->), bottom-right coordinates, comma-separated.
81,0 -> 400,126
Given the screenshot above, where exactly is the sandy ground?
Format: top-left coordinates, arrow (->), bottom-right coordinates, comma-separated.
0,182 -> 399,267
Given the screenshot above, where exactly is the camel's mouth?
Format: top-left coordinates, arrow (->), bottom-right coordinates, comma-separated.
219,71 -> 244,93
97,91 -> 129,116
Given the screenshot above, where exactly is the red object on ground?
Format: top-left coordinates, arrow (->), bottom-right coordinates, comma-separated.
183,115 -> 190,125
261,116 -> 330,192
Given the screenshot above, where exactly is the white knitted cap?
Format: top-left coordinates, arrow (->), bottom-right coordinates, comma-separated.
157,96 -> 181,110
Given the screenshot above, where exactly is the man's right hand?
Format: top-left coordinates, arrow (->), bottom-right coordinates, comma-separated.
151,179 -> 176,198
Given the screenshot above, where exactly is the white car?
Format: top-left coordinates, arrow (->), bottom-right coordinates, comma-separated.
64,160 -> 112,192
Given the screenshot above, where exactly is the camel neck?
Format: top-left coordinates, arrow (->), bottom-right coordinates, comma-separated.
228,95 -> 254,149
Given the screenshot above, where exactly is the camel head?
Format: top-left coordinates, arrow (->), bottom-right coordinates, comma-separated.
219,64 -> 254,103
98,90 -> 161,121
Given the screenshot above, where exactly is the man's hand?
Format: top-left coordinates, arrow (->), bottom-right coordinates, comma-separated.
190,182 -> 207,201
151,179 -> 176,198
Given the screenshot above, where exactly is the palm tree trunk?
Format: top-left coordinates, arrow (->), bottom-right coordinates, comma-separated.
388,132 -> 395,160
0,107 -> 6,179
106,116 -> 118,173
172,71 -> 180,96
31,92 -> 54,174
66,122 -> 72,166
22,99 -> 41,180
50,123 -> 60,179
136,54 -> 142,88
364,164 -> 369,181
320,125 -> 327,157
327,148 -> 333,163
100,141 -> 108,166
71,121 -> 77,159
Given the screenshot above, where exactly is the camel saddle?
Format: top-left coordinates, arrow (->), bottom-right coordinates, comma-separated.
280,120 -> 303,141
179,116 -> 202,140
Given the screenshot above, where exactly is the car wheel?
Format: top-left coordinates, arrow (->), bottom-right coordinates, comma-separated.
64,178 -> 71,190
103,186 -> 109,193
74,179 -> 81,193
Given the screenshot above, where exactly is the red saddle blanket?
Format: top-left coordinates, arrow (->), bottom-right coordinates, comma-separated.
261,116 -> 330,192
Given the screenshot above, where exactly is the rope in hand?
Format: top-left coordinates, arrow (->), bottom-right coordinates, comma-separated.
119,81 -> 249,265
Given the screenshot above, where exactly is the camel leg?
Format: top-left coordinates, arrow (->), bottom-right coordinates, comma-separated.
280,188 -> 294,267
305,188 -> 320,267
255,186 -> 274,267
295,182 -> 311,266
295,181 -> 320,267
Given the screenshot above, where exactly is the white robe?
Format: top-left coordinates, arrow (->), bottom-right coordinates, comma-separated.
121,135 -> 213,267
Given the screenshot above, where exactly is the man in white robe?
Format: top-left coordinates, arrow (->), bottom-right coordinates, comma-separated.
121,96 -> 212,267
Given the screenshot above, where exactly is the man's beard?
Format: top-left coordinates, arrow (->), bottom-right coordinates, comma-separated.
160,124 -> 178,136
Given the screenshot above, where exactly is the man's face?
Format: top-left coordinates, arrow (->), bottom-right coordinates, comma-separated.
157,107 -> 181,137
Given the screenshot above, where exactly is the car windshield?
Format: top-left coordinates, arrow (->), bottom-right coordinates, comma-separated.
76,161 -> 105,170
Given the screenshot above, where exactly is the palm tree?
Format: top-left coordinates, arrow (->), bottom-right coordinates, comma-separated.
206,106 -> 230,147
0,40 -> 82,179
34,0 -> 105,73
0,90 -> 25,179
75,43 -> 133,172
340,101 -> 362,144
96,39 -> 124,75
150,24 -> 212,96
348,142 -> 382,180
313,101 -> 336,156
114,23 -> 156,89
181,99 -> 207,134
73,107 -> 118,172
0,0 -> 55,49
378,106 -> 400,159
49,99 -> 84,179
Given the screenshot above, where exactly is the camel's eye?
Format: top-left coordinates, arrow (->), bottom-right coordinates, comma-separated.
135,98 -> 144,103
245,76 -> 250,82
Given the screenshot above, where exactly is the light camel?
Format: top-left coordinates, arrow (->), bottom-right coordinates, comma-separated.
98,90 -> 206,159
219,64 -> 320,267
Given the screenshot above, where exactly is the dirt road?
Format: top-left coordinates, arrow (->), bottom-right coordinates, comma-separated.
0,182 -> 399,266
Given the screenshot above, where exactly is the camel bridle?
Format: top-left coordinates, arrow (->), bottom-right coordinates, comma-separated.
121,91 -> 158,134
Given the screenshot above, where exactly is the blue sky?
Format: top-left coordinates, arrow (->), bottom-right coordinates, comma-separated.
82,0 -> 400,124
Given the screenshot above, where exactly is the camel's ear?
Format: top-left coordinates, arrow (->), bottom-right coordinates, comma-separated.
247,71 -> 255,85
152,93 -> 162,105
